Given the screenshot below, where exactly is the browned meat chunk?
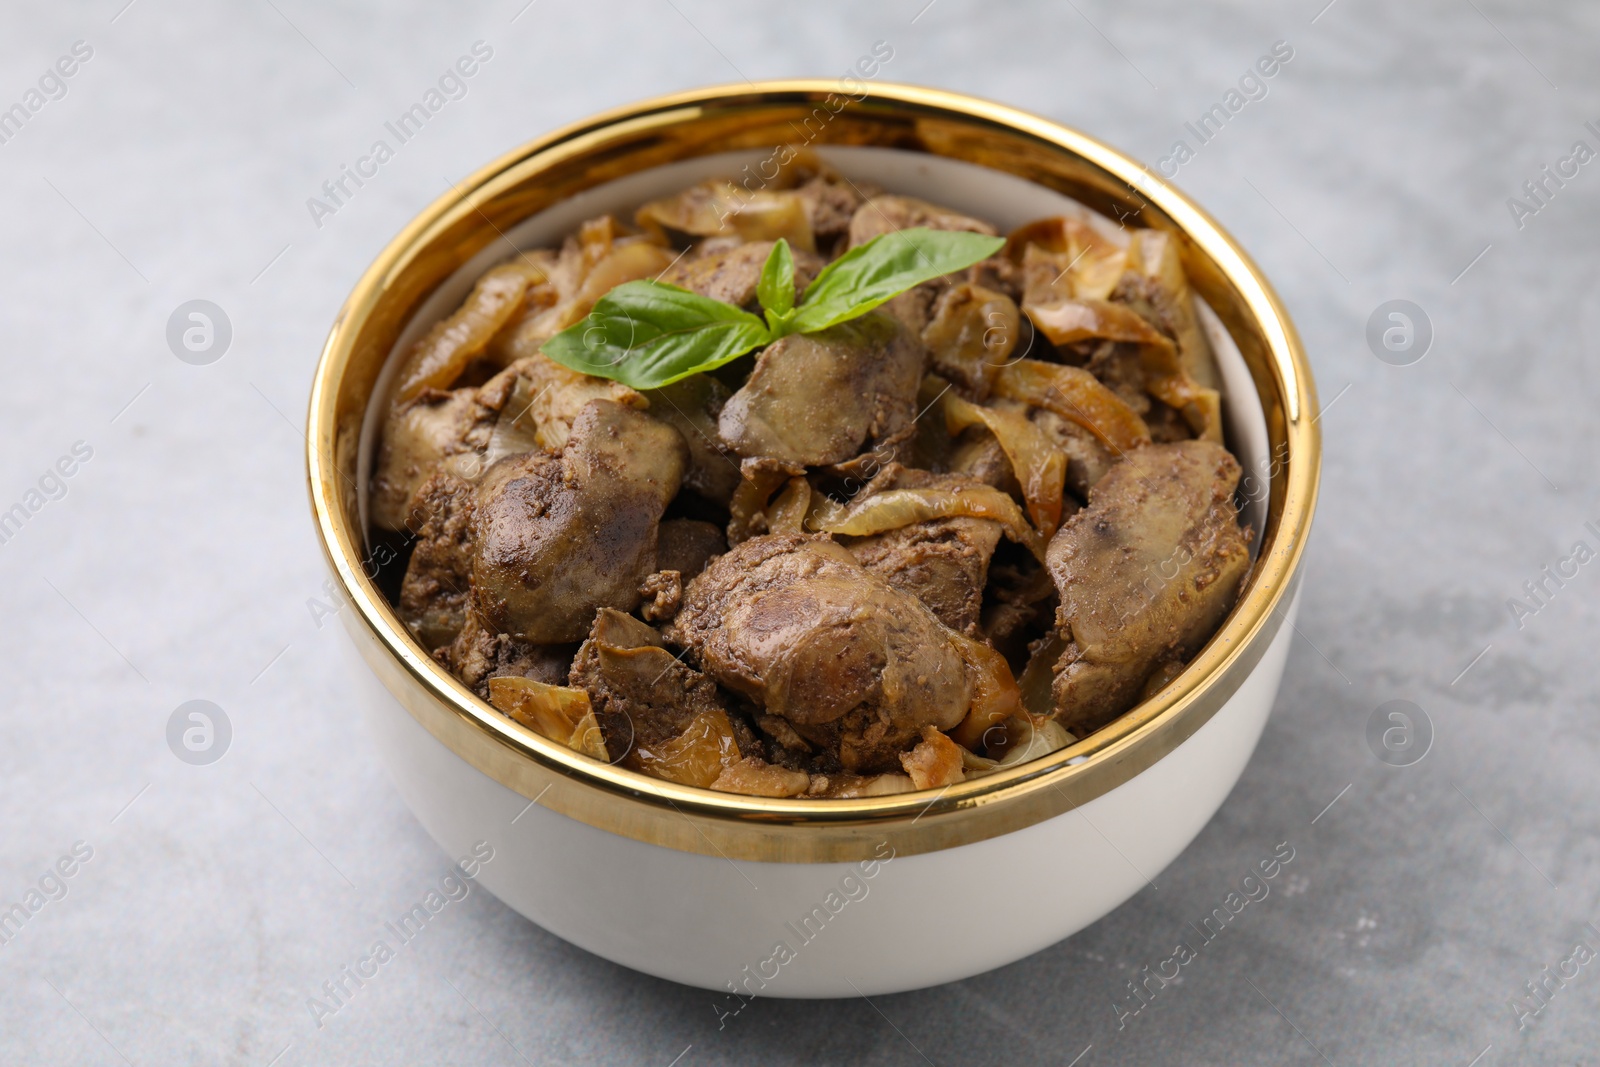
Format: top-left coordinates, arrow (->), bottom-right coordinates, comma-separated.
842,466 -> 1005,636
643,375 -> 740,505
795,174 -> 866,244
373,351 -> 646,534
637,519 -> 727,622
471,400 -> 686,642
1044,441 -> 1250,734
718,312 -> 924,467
980,549 -> 1059,671
656,518 -> 727,579
397,471 -> 478,650
371,387 -> 495,532
668,533 -> 972,773
436,608 -> 574,698
658,239 -> 824,310
638,570 -> 683,623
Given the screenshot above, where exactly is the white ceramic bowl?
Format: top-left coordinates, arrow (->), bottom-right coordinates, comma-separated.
307,83 -> 1319,998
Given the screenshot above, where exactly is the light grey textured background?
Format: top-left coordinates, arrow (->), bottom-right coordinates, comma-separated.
2,1 -> 1596,1064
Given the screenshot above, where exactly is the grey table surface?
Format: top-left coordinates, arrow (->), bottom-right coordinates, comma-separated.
2,1 -> 1597,1064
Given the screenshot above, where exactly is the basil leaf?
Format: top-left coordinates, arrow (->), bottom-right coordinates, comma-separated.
758,238 -> 796,325
790,227 -> 1005,335
542,280 -> 771,390
540,225 -> 1003,388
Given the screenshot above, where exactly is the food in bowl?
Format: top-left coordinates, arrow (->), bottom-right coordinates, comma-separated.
370,151 -> 1252,799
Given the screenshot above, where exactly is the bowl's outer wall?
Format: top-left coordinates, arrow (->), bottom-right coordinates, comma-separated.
307,83 -> 1321,866
350,595 -> 1298,997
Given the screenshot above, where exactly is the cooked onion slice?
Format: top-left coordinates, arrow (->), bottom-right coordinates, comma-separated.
899,726 -> 966,790
488,676 -> 609,761
805,773 -> 918,798
1007,216 -> 1129,304
1018,631 -> 1064,718
990,359 -> 1151,455
395,259 -> 549,404
635,179 -> 816,252
634,709 -> 743,789
995,715 -> 1074,767
765,477 -> 813,535
948,632 -> 1026,751
921,283 -> 1020,398
958,746 -> 1000,777
1023,296 -> 1166,349
512,241 -> 679,357
710,757 -> 811,797
491,238 -> 676,366
1135,331 -> 1224,444
808,485 -> 1045,560
1023,298 -> 1222,442
942,388 -> 1068,538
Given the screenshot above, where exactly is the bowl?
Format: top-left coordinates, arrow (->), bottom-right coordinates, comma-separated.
306,81 -> 1319,998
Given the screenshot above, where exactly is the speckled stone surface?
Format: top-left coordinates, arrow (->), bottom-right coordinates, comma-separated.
2,1 -> 1597,1064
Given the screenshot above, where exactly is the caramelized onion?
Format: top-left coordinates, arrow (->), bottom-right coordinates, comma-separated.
1136,334 -> 1224,443
1023,296 -> 1166,349
636,179 -> 816,252
710,757 -> 811,798
942,389 -> 1068,538
509,241 -> 678,356
1023,298 -> 1222,443
1018,630 -> 1065,718
490,237 -> 676,365
487,676 -> 609,761
990,359 -> 1151,455
804,773 -> 918,798
573,241 -> 678,309
921,283 -> 1020,398
765,476 -> 813,535
1124,229 -> 1226,430
634,708 -> 742,789
995,715 -> 1074,767
395,259 -> 549,404
957,747 -> 1000,776
899,726 -> 966,790
807,485 -> 1045,560
948,632 -> 1026,751
1007,216 -> 1129,304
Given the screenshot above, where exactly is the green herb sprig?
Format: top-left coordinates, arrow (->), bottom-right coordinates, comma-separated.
541,227 -> 1004,390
